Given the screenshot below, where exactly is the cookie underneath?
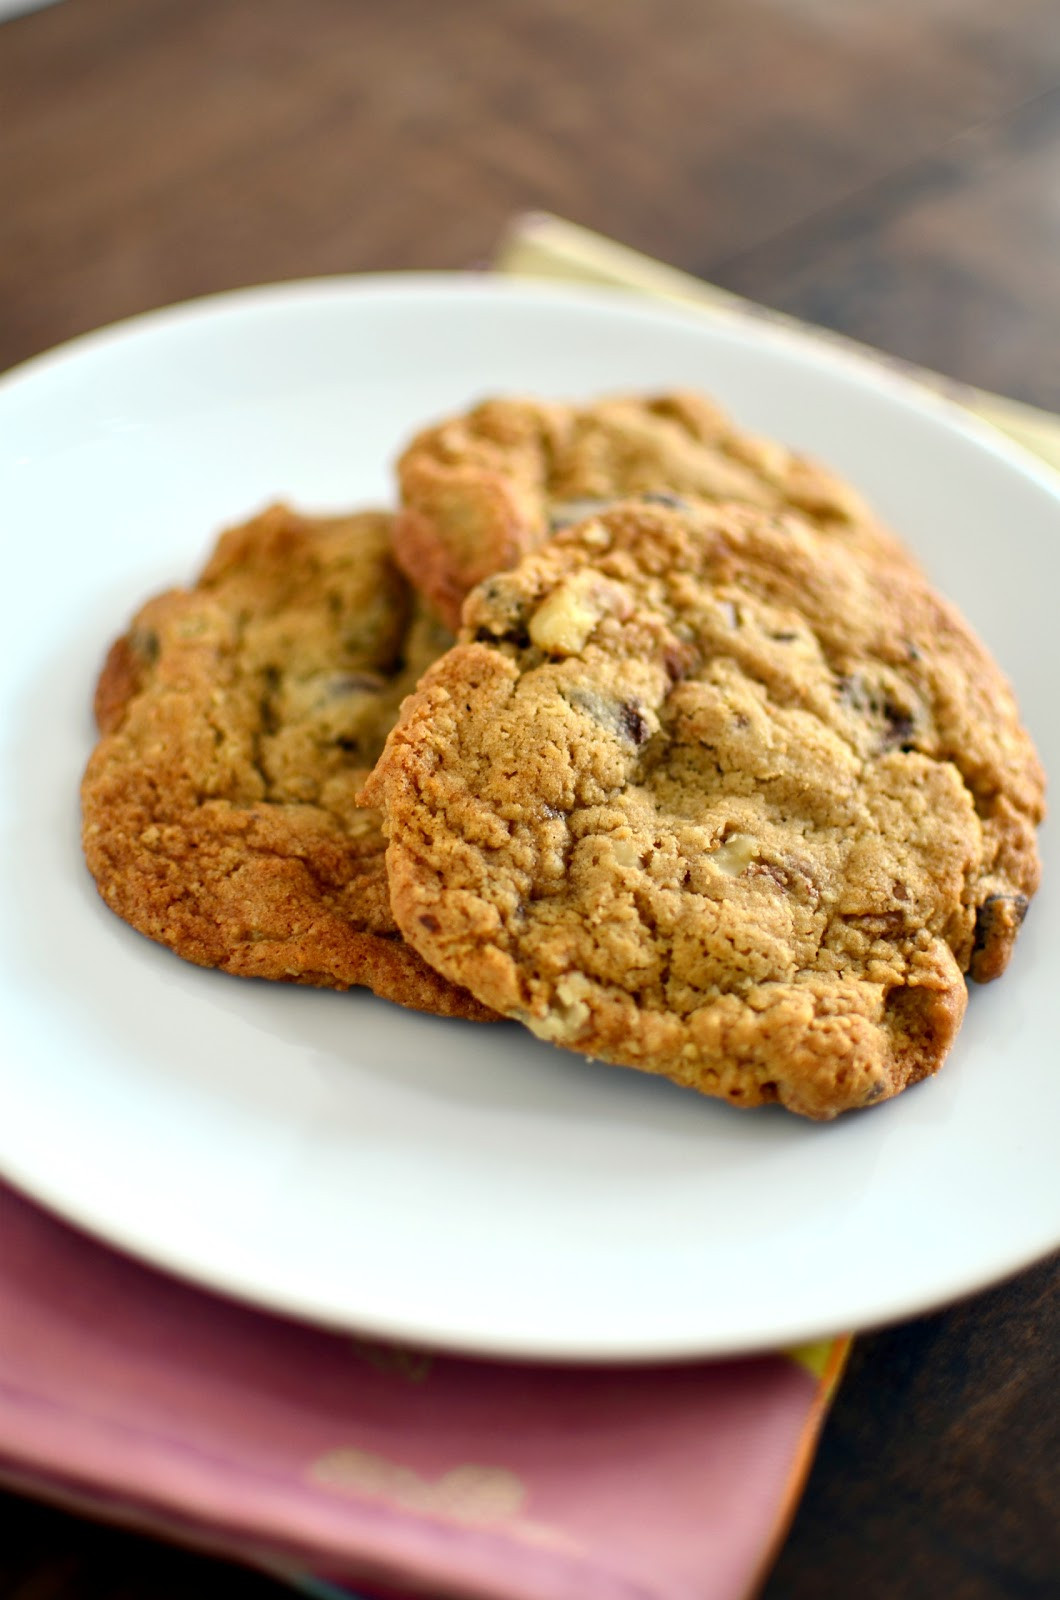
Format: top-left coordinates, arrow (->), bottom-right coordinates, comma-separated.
394,390 -> 909,627
82,504 -> 495,1021
363,501 -> 1044,1117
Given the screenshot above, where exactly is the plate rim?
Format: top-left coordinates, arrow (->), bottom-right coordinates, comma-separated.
2,269 -> 1058,502
2,1138 -> 1058,1365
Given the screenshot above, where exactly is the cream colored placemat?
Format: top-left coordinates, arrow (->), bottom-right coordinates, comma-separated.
495,212 -> 1060,474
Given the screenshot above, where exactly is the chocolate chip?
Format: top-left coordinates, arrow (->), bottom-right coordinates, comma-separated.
839,675 -> 919,751
973,893 -> 1029,955
419,914 -> 440,933
560,685 -> 650,745
880,701 -> 917,750
475,624 -> 530,649
473,577 -> 532,644
619,701 -> 651,745
748,858 -> 821,908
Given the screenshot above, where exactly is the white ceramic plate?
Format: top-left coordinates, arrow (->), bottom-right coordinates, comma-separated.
1,276 -> 1057,1361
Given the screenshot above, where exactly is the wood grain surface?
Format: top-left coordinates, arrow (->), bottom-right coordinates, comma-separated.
1,1 -> 1058,1596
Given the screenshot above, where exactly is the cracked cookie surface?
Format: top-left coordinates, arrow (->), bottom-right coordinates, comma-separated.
363,501 -> 1044,1117
394,390 -> 908,627
82,504 -> 494,1019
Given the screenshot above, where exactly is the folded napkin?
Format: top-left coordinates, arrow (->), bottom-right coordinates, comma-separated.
4,218 -> 1055,1600
494,212 -> 1060,472
0,1183 -> 845,1600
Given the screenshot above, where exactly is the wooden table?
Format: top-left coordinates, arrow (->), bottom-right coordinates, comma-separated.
2,2 -> 1058,1595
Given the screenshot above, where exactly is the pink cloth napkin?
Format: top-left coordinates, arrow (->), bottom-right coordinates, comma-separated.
0,1180 -> 846,1600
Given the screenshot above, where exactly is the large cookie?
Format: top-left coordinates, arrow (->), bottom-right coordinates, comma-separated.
82,504 -> 494,1020
394,391 -> 908,628
363,500 -> 1044,1117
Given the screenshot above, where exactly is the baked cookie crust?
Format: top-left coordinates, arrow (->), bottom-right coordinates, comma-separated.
394,391 -> 908,627
364,501 -> 1044,1116
82,504 -> 494,1020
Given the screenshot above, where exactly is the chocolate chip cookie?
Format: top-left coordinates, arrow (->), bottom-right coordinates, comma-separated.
82,504 -> 494,1019
363,501 -> 1044,1116
394,391 -> 907,627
